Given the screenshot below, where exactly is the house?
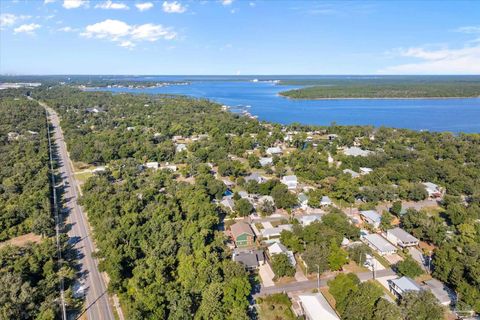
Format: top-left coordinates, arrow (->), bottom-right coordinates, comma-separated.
261,224 -> 292,240
160,164 -> 177,171
298,193 -> 309,209
363,234 -> 397,256
245,172 -> 266,184
423,279 -> 455,306
343,146 -> 372,157
230,221 -> 255,247
268,242 -> 296,266
281,175 -> 298,190
320,196 -> 333,207
360,210 -> 382,228
343,169 -> 360,178
299,214 -> 322,227
266,146 -> 282,155
92,166 -> 106,174
422,182 -> 442,198
238,191 -> 250,199
221,197 -> 235,212
259,157 -> 273,167
175,143 -> 187,153
145,162 -> 159,170
298,293 -> 340,320
360,167 -> 373,175
222,179 -> 235,188
388,276 -> 421,298
232,249 -> 265,270
386,227 -> 419,247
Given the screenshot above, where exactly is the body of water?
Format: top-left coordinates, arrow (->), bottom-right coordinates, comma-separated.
91,76 -> 480,133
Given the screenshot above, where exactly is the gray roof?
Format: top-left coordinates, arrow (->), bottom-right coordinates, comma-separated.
360,210 -> 381,224
233,250 -> 264,268
391,276 -> 421,292
387,227 -> 419,243
423,279 -> 454,305
343,146 -> 372,157
364,234 -> 396,253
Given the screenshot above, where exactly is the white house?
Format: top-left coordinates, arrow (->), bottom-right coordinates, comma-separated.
245,172 -> 267,184
145,162 -> 159,170
175,143 -> 187,153
386,227 -> 419,247
363,234 -> 397,256
266,146 -> 282,155
298,293 -> 340,320
220,197 -> 235,211
281,175 -> 298,190
299,215 -> 322,227
422,182 -> 442,198
320,196 -> 333,207
343,146 -> 372,157
360,167 -> 373,175
259,157 -> 273,167
261,224 -> 292,240
268,242 -> 296,266
360,210 -> 382,228
343,169 -> 360,178
298,193 -> 309,209
388,276 -> 421,298
160,164 -> 177,171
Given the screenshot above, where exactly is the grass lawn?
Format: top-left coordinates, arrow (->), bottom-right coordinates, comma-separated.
74,171 -> 94,185
0,232 -> 43,249
257,293 -> 296,320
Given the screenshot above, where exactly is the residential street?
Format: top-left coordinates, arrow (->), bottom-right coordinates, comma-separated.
38,99 -> 115,320
255,268 -> 396,297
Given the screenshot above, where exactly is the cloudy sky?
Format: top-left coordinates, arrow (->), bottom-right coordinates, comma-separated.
1,0 -> 479,75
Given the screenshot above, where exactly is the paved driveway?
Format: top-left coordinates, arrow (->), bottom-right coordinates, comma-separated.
259,263 -> 275,287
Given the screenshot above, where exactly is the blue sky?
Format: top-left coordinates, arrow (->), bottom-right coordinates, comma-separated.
1,0 -> 479,75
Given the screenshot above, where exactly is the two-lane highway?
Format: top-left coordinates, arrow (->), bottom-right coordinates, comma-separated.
38,99 -> 115,320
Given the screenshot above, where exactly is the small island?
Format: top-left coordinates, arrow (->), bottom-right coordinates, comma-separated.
279,77 -> 480,99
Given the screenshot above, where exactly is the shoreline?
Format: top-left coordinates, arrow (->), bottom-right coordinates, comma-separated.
277,93 -> 480,100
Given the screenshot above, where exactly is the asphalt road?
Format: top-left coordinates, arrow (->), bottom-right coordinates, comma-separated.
40,100 -> 115,320
255,268 -> 396,297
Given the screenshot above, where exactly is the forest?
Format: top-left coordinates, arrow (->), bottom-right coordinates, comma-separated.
0,97 -> 52,240
279,76 -> 480,98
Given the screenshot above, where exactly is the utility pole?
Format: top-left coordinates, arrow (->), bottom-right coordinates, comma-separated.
316,264 -> 320,292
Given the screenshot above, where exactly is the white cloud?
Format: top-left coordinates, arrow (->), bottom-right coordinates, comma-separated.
221,0 -> 233,6
14,23 -> 41,34
58,26 -> 76,32
81,19 -> 176,48
455,26 -> 480,34
44,0 -> 56,3
95,1 -> 129,10
162,1 -> 186,13
0,13 -> 30,27
380,44 -> 480,74
131,23 -> 176,41
63,0 -> 88,9
81,19 -> 131,40
135,2 -> 154,11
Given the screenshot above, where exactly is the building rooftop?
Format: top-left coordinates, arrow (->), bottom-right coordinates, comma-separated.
423,279 -> 454,305
391,276 -> 421,293
364,234 -> 396,253
230,221 -> 254,238
360,210 -> 381,224
299,293 -> 340,320
387,227 -> 419,243
343,146 -> 372,157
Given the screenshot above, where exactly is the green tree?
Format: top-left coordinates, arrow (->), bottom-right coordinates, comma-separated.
380,211 -> 394,231
328,273 -> 360,314
271,253 -> 295,278
395,256 -> 423,278
390,201 -> 402,216
400,290 -> 444,320
328,240 -> 348,271
372,298 -> 403,320
235,198 -> 254,217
